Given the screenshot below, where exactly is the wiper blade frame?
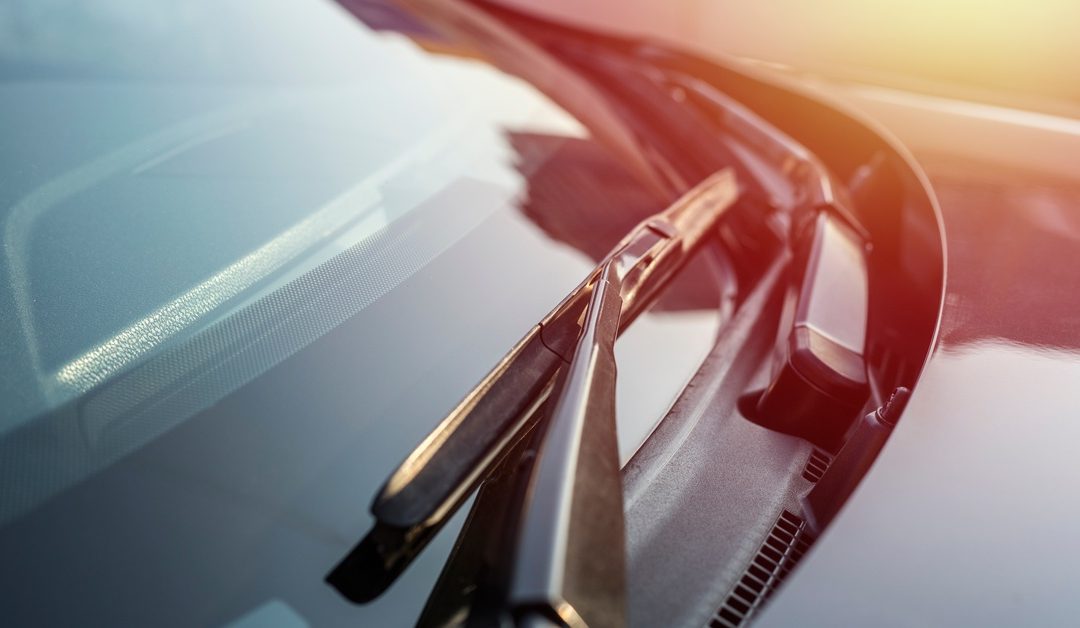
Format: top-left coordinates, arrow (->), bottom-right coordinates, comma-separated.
374,169 -> 737,530
327,169 -> 739,603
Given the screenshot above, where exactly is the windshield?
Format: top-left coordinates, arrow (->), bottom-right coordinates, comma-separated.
0,0 -> 612,509
0,1 -> 725,625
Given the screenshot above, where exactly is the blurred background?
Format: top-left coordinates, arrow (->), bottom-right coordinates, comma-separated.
501,0 -> 1080,117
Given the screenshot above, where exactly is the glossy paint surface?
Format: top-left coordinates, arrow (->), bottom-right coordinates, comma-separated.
759,83 -> 1080,626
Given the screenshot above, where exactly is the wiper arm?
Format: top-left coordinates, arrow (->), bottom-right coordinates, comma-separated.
510,261 -> 625,627
417,263 -> 628,628
327,169 -> 739,602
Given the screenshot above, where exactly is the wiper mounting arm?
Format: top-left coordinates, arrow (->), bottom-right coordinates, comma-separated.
510,261 -> 626,627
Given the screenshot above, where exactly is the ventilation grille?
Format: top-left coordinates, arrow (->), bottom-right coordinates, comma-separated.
708,510 -> 815,628
801,449 -> 831,483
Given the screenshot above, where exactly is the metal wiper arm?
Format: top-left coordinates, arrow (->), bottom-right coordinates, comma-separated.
327,170 -> 739,602
379,167 -> 737,523
665,73 -> 871,240
510,261 -> 625,627
417,263 -> 629,628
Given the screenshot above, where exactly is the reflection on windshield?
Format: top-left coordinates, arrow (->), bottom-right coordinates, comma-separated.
0,0 -> 591,520
510,131 -> 726,312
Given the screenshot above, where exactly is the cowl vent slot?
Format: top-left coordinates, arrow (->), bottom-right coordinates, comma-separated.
708,510 -> 814,628
801,449 -> 832,483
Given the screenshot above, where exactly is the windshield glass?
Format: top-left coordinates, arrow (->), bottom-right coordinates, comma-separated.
0,1 -> 725,625
0,0 -> 614,507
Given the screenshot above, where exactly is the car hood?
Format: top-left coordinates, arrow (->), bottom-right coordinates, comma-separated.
758,82 -> 1080,626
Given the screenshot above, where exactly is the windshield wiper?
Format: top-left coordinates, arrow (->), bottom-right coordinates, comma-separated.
327,169 -> 740,604
511,260 -> 625,626
326,5 -> 875,615
416,262 -> 628,628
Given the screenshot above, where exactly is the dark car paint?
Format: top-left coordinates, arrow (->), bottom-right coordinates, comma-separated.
756,83 -> 1080,627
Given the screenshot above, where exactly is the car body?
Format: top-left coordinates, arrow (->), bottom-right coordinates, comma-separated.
754,74 -> 1080,628
2,1 -> 1078,627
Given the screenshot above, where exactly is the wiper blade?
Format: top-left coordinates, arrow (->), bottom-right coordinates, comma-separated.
327,169 -> 739,602
376,169 -> 737,527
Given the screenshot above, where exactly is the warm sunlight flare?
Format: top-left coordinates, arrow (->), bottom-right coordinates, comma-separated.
505,0 -> 1080,109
